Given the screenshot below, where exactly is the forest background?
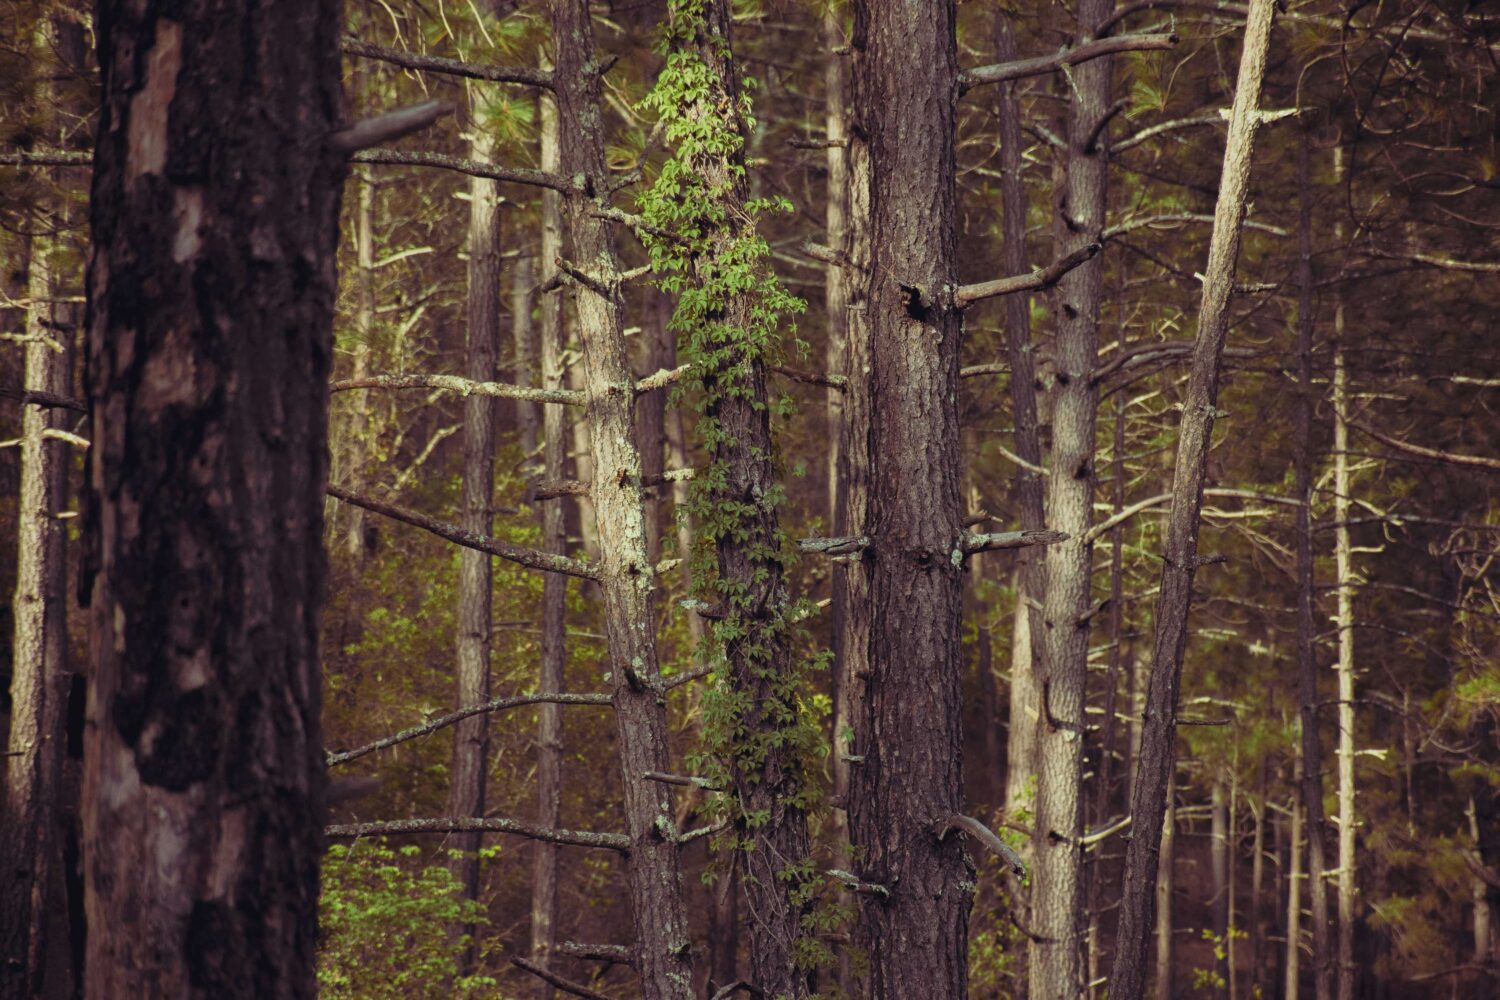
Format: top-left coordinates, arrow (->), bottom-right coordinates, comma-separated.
1,1 -> 1498,999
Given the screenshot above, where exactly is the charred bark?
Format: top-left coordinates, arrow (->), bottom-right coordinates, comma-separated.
81,2 -> 346,994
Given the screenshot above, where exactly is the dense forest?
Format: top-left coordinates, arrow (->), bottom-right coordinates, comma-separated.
1,1 -> 1497,998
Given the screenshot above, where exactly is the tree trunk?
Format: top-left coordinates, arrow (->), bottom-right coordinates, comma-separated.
548,3 -> 694,996
529,86 -> 567,998
847,2 -> 971,996
994,13 -> 1047,871
447,93 -> 501,972
82,2 -> 345,994
1286,783 -> 1304,1000
1031,4 -> 1112,994
2,199 -> 75,1000
513,257 -> 539,465
1153,770 -> 1176,1000
1212,777 -> 1231,999
1294,130 -> 1333,1000
1107,3 -> 1278,995
648,4 -> 814,995
1331,308 -> 1357,1000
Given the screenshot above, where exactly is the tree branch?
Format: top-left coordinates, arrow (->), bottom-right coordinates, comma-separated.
962,528 -> 1070,554
0,384 -> 87,412
327,484 -> 601,579
326,817 -> 630,852
1111,112 -> 1222,155
331,372 -> 584,406
328,691 -> 613,767
961,32 -> 1178,91
1350,419 -> 1500,472
555,942 -> 635,966
954,243 -> 1101,307
342,37 -> 553,88
511,958 -> 626,1000
352,149 -> 575,193
937,814 -> 1026,876
0,150 -> 91,167
328,100 -> 453,154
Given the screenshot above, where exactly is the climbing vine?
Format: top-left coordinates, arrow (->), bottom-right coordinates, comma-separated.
637,0 -> 838,978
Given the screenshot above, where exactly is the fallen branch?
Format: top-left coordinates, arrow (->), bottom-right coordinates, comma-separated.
327,484 -> 600,580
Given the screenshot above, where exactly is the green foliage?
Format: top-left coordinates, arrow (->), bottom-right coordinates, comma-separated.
318,841 -> 498,999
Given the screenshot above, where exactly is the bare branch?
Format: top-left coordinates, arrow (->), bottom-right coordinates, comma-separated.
1082,488 -> 1300,543
827,868 -> 891,899
555,942 -> 634,966
961,32 -> 1178,91
1111,113 -> 1222,155
342,37 -> 553,88
0,150 -> 91,167
635,364 -> 691,393
0,384 -> 87,412
642,771 -> 722,790
328,691 -> 612,767
511,958 -> 626,1000
1103,212 -> 1288,241
799,535 -> 869,556
352,149 -> 574,193
962,528 -> 1070,554
937,814 -> 1026,876
327,817 -> 629,852
1350,419 -> 1500,472
327,484 -> 601,580
1081,814 -> 1132,846
955,243 -> 1101,307
331,372 -> 584,406
328,100 -> 452,154
799,241 -> 862,270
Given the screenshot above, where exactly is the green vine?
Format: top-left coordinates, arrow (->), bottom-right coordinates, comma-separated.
637,0 -> 838,977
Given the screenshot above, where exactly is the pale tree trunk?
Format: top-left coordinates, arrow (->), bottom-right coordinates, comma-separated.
829,9 -> 871,992
847,2 -> 971,996
656,4 -> 813,994
994,13 -> 1046,867
1286,780 -> 1304,1000
1153,771 -> 1175,1000
1295,132 -> 1333,1000
823,4 -> 848,559
1107,2 -> 1278,994
1030,3 -> 1113,994
1331,236 -> 1358,1000
2,211 -> 75,1000
1469,797 -> 1493,965
447,92 -> 502,971
1211,777 -> 1231,1000
1249,757 -> 1268,995
548,3 -> 693,995
513,256 -> 539,464
529,85 -> 566,998
82,2 -> 346,994
344,161 -> 376,558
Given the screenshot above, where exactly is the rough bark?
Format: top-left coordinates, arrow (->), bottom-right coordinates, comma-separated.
1031,2 -> 1113,994
81,2 -> 346,995
1294,131 -> 1333,1000
548,3 -> 694,996
994,13 -> 1047,865
2,208 -> 75,1000
658,5 -> 813,995
847,2 -> 971,997
1107,3 -> 1277,995
530,86 -> 567,1000
447,95 -> 502,971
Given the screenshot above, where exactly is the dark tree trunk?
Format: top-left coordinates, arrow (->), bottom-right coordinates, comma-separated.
1107,3 -> 1277,996
847,2 -> 972,997
81,2 -> 346,995
656,3 -> 814,995
447,97 -> 501,970
548,3 -> 694,996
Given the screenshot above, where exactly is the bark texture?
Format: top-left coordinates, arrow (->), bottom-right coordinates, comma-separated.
847,2 -> 972,996
2,216 -> 74,1000
447,96 -> 501,968
1031,3 -> 1113,994
548,3 -> 693,996
1108,3 -> 1277,996
82,2 -> 346,995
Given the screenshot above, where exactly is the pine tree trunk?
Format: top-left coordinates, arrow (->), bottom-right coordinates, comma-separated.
847,2 -> 971,996
548,4 -> 694,996
1108,3 -> 1278,994
1286,781 -> 1304,1000
528,87 -> 567,997
1153,773 -> 1175,1000
1031,4 -> 1112,993
1294,131 -> 1333,1000
447,96 -> 501,972
1331,276 -> 1358,1000
2,208 -> 74,1000
1212,777 -> 1231,999
82,2 -> 345,994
